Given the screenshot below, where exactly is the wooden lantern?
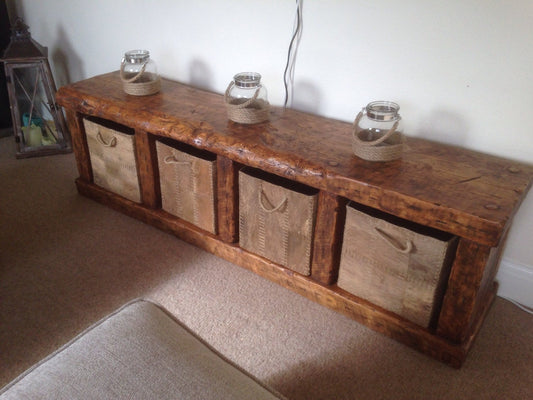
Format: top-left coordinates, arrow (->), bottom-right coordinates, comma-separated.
1,18 -> 71,158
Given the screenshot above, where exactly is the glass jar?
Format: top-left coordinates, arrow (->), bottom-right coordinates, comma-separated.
225,72 -> 270,124
356,101 -> 403,141
226,72 -> 268,106
352,101 -> 404,161
121,50 -> 158,82
120,50 -> 160,95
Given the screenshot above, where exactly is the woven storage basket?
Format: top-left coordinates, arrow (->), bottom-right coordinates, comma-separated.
239,167 -> 318,276
337,202 -> 458,327
84,118 -> 141,203
156,139 -> 217,234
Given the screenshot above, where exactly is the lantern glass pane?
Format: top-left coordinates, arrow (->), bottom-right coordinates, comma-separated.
12,64 -> 66,149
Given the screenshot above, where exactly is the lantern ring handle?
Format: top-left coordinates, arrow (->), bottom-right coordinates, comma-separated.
120,59 -> 148,83
352,111 -> 401,147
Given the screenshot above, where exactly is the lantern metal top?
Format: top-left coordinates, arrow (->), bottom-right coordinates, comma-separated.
1,18 -> 47,62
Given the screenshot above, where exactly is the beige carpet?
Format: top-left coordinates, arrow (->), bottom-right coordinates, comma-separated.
1,136 -> 532,399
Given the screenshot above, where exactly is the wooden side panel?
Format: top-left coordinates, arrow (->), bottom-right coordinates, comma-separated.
464,229 -> 509,338
134,130 -> 160,209
436,239 -> 492,342
217,156 -> 239,243
311,191 -> 347,285
65,109 -> 92,182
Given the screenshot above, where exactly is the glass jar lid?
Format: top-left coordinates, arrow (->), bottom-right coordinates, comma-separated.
234,72 -> 261,88
366,101 -> 400,121
124,50 -> 150,63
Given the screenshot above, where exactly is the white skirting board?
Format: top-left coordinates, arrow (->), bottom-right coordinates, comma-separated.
496,258 -> 533,308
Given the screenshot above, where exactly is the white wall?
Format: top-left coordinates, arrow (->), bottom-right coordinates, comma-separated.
9,1 -> 533,303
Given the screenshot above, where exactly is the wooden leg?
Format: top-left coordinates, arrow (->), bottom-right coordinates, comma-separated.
310,191 -> 347,285
134,130 -> 160,209
217,156 -> 239,243
436,238 -> 497,343
65,110 -> 92,182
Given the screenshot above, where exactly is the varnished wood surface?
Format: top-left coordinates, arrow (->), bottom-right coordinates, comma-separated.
57,72 -> 533,367
310,191 -> 347,285
437,234 -> 508,343
436,239 -> 493,342
57,72 -> 533,247
134,130 -> 160,208
64,109 -> 92,182
216,157 -> 239,243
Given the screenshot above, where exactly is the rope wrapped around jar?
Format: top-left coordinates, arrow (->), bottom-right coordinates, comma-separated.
224,72 -> 270,124
352,102 -> 405,162
120,50 -> 161,96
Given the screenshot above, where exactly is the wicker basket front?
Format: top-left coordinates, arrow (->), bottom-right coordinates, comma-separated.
156,140 -> 217,234
337,202 -> 458,328
239,167 -> 318,276
83,118 -> 141,203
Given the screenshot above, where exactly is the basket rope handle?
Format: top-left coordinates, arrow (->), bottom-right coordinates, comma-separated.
163,155 -> 192,166
258,189 -> 287,213
224,81 -> 262,109
374,227 -> 413,254
352,111 -> 401,147
96,132 -> 117,147
120,59 -> 148,83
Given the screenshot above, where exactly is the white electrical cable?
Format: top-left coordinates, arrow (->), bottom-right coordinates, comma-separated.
283,0 -> 303,108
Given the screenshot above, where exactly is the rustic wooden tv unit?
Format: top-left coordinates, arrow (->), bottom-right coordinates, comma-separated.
57,72 -> 533,367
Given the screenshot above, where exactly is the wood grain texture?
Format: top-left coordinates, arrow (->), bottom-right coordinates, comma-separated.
216,156 -> 239,243
437,227 -> 510,343
65,109 -> 92,182
135,130 -> 160,209
310,191 -> 347,285
436,239 -> 493,342
56,72 -> 533,247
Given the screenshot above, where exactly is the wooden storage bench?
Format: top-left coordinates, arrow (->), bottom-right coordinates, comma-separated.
56,72 -> 533,367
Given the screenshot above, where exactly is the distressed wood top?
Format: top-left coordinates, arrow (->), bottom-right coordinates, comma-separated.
57,72 -> 533,246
